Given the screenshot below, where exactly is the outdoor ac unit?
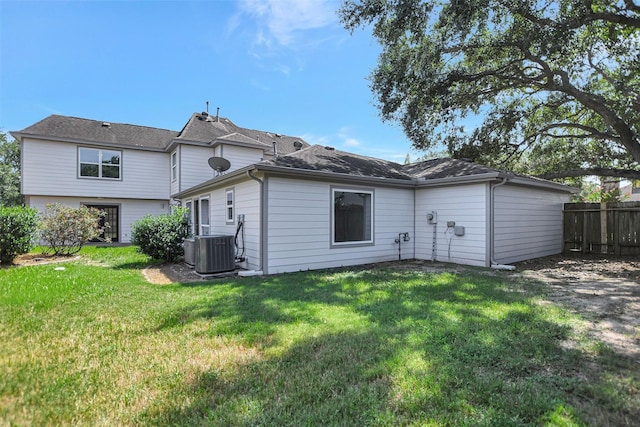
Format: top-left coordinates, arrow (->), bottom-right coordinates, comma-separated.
194,235 -> 235,274
183,238 -> 195,266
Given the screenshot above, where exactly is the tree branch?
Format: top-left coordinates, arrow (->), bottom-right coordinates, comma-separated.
537,123 -> 620,142
536,168 -> 640,180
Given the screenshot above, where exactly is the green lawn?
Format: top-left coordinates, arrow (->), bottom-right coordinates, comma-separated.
0,246 -> 637,426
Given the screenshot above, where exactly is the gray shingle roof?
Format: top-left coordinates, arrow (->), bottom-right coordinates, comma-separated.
263,145 -> 505,181
14,115 -> 179,150
263,145 -> 412,180
403,158 -> 499,179
14,113 -> 310,155
177,112 -> 308,154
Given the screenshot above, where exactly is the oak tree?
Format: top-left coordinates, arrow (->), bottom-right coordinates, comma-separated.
340,0 -> 640,180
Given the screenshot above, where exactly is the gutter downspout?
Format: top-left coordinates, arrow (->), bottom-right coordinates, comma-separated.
241,169 -> 265,276
490,177 -> 516,271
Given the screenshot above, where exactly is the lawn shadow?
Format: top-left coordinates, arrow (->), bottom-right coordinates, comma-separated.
142,268 -> 636,425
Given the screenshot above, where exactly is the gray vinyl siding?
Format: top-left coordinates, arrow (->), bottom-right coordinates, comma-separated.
22,138 -> 169,200
265,177 -> 414,274
221,144 -> 265,170
193,180 -> 262,272
179,145 -> 215,192
28,196 -> 169,243
415,183 -> 488,267
493,185 -> 569,264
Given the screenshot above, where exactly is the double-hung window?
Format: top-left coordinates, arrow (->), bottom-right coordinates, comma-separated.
331,188 -> 373,246
226,189 -> 234,223
79,147 -> 121,179
171,151 -> 177,182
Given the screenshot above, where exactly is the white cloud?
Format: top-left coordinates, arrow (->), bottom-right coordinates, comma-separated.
237,0 -> 338,47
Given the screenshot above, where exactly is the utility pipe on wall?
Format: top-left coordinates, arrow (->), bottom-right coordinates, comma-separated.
489,177 -> 516,270
245,169 -> 265,274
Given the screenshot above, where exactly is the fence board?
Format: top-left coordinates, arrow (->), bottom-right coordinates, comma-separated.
563,202 -> 640,255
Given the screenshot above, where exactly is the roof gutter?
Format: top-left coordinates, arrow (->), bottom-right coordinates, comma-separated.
11,132 -> 168,152
415,172 -> 501,187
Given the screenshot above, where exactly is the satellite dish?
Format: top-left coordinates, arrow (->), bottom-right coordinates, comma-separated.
208,157 -> 231,174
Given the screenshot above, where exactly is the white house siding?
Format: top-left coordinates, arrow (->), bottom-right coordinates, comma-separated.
221,144 -> 265,171
265,177 -> 415,274
178,145 -> 215,193
493,185 -> 569,264
188,179 -> 262,272
415,183 -> 489,267
22,138 -> 169,200
27,196 -> 169,243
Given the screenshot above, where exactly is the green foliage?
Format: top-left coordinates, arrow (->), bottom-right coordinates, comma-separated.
0,131 -> 23,206
131,207 -> 189,262
0,206 -> 39,264
340,0 -> 640,180
576,182 -> 628,202
39,204 -> 106,255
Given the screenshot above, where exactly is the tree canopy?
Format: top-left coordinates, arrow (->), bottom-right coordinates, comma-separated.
340,0 -> 640,180
0,131 -> 23,206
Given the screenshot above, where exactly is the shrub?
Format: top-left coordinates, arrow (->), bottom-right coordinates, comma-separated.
131,207 -> 189,262
0,206 -> 39,264
40,204 -> 106,255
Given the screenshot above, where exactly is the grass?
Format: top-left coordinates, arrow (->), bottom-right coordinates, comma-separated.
0,246 -> 637,426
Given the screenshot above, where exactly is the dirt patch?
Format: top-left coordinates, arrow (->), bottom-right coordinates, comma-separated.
514,254 -> 640,361
143,263 -> 204,285
2,253 -> 81,268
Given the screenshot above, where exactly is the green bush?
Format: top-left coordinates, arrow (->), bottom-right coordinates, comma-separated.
0,206 -> 39,264
131,207 -> 189,262
40,204 -> 106,255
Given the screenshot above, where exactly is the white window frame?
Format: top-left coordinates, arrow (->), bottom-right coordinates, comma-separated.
199,197 -> 210,236
331,187 -> 374,247
171,151 -> 178,182
185,200 -> 193,237
225,189 -> 234,224
78,147 -> 122,180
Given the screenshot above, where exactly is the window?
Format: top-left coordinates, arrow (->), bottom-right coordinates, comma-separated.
332,188 -> 373,245
200,198 -> 210,235
226,189 -> 234,223
171,151 -> 177,182
185,200 -> 193,237
79,148 -> 121,179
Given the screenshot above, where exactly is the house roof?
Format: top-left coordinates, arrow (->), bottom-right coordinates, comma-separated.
13,112 -> 309,155
263,145 -> 412,180
175,144 -> 577,198
403,158 -> 500,179
262,145 -> 508,181
175,112 -> 308,154
12,115 -> 178,150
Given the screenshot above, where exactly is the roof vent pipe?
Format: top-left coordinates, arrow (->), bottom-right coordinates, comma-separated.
216,107 -> 220,122
293,141 -> 303,151
272,141 -> 278,158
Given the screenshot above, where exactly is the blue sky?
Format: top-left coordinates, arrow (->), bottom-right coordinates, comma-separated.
0,0 -> 420,162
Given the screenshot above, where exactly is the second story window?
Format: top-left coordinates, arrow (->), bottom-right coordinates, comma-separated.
171,151 -> 177,182
79,148 -> 121,179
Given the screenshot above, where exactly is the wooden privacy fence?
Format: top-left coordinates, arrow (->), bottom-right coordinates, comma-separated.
564,202 -> 640,255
